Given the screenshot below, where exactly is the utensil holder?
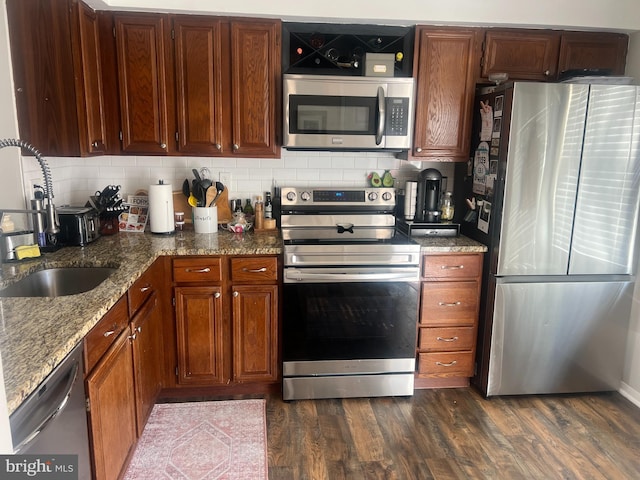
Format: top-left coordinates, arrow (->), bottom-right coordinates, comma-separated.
193,207 -> 218,233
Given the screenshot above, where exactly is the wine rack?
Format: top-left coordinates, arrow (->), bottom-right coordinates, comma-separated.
282,22 -> 414,77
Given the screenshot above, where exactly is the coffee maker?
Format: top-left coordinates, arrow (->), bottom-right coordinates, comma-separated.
415,168 -> 443,223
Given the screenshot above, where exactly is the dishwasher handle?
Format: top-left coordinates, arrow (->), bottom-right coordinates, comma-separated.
11,359 -> 79,453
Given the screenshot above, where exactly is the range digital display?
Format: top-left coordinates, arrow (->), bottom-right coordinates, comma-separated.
313,190 -> 365,202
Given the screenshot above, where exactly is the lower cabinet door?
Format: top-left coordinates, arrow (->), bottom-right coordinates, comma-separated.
232,285 -> 278,382
175,286 -> 226,385
130,292 -> 163,436
86,329 -> 137,480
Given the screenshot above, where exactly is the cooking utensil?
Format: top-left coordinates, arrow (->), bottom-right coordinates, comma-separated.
205,186 -> 217,208
182,179 -> 190,198
207,181 -> 225,206
192,168 -> 202,182
188,193 -> 198,207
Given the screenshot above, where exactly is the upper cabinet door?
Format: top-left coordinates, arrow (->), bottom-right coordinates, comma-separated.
72,1 -> 108,155
558,32 -> 628,77
173,16 -> 227,155
230,20 -> 281,158
115,13 -> 174,154
413,27 -> 480,160
482,29 -> 560,81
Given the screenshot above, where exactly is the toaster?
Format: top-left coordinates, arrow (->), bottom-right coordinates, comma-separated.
57,206 -> 100,246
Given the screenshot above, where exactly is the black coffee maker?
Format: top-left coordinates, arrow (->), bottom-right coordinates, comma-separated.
415,168 -> 443,222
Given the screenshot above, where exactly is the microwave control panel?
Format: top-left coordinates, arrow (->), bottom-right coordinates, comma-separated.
386,98 -> 409,136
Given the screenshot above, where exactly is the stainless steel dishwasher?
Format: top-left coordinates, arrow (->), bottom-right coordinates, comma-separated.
9,342 -> 91,479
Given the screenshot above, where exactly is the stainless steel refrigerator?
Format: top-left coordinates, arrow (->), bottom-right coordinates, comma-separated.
456,81 -> 640,396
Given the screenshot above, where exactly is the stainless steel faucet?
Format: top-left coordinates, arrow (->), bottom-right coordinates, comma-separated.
0,139 -> 59,236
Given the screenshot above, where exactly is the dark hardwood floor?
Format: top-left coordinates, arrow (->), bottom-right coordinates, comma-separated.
266,387 -> 640,479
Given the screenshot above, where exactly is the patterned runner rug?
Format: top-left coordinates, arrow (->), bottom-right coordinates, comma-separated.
123,399 -> 267,480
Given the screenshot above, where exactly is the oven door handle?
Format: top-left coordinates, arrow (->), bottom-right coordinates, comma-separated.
284,269 -> 418,283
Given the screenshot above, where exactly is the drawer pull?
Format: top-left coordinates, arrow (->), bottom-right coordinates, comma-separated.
436,336 -> 459,342
441,265 -> 464,270
242,267 -> 267,273
139,285 -> 152,293
103,329 -> 115,338
185,267 -> 211,273
438,301 -> 461,307
436,360 -> 458,367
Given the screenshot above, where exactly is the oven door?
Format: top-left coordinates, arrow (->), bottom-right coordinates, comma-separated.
282,271 -> 419,375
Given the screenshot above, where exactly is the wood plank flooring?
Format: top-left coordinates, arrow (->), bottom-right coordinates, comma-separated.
266,388 -> 640,479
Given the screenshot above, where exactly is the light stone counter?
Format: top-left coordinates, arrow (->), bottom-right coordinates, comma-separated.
0,229 -> 282,415
0,230 -> 485,415
413,234 -> 487,253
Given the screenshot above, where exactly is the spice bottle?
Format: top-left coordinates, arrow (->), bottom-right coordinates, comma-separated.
254,196 -> 264,230
441,192 -> 455,222
264,192 -> 273,219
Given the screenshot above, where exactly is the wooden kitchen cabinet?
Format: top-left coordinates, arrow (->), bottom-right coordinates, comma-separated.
230,256 -> 279,383
557,31 -> 628,77
416,253 -> 483,386
175,285 -> 226,385
85,258 -> 166,478
85,326 -> 137,480
481,29 -> 628,82
412,27 -> 481,161
481,29 -> 561,81
172,255 -> 280,389
229,20 -> 281,157
114,13 -> 175,154
6,0 -> 110,156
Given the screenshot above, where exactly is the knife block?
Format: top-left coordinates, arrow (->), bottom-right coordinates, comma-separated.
213,187 -> 233,223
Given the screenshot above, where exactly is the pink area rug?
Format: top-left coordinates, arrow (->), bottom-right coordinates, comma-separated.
123,400 -> 267,480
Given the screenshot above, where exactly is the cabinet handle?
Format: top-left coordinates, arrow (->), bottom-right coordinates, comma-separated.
136,326 -> 142,333
185,267 -> 211,273
544,70 -> 551,76
233,144 -> 239,151
215,143 -> 221,150
233,291 -> 239,297
441,264 -> 464,270
438,301 -> 461,307
436,336 -> 459,342
416,147 -> 422,153
242,267 -> 267,273
436,360 -> 458,367
128,332 -> 137,341
160,142 -> 167,149
92,141 -> 99,148
103,329 -> 115,337
140,285 -> 152,293
214,292 -> 221,299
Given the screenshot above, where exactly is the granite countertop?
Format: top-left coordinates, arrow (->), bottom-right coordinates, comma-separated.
0,229 -> 485,415
414,234 -> 487,253
0,229 -> 282,415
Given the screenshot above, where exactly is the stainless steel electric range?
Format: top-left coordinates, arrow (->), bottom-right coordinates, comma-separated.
280,186 -> 421,400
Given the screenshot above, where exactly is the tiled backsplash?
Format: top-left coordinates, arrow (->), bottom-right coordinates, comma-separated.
20,149 -> 454,207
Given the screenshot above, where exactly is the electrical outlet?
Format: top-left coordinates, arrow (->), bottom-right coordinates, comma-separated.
219,172 -> 232,187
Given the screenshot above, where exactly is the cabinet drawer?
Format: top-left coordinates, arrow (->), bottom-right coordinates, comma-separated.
418,352 -> 474,377
84,295 -> 129,373
419,326 -> 475,351
420,281 -> 479,326
128,267 -> 157,316
173,257 -> 223,283
230,256 -> 278,283
422,254 -> 482,280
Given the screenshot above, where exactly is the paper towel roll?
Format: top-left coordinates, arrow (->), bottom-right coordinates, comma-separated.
149,181 -> 175,234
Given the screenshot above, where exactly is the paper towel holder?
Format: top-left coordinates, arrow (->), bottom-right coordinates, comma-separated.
149,180 -> 175,235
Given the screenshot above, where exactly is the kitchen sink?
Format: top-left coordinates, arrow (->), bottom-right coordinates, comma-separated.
0,267 -> 117,298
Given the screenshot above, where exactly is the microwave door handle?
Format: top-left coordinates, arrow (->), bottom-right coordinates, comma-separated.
376,86 -> 385,145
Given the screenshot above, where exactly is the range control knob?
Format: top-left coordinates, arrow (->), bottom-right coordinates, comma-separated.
285,191 -> 296,201
382,191 -> 393,201
300,191 -> 311,201
367,191 -> 378,201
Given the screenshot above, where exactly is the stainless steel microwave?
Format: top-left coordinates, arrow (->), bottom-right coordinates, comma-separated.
283,74 -> 415,151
